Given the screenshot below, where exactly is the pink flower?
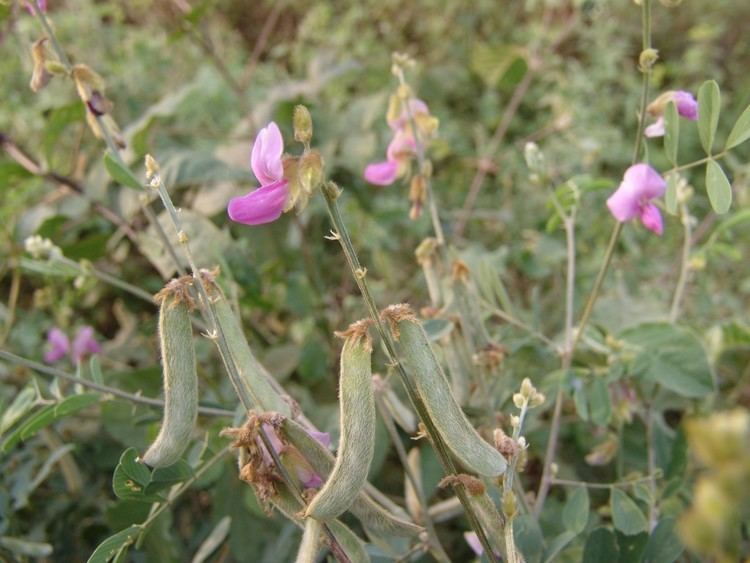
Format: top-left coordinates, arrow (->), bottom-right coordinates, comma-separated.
363,98 -> 428,187
227,122 -> 289,226
72,326 -> 102,362
606,164 -> 667,235
644,90 -> 698,138
25,0 -> 47,14
44,328 -> 70,363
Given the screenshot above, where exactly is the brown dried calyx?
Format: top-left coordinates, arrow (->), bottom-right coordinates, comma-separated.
221,412 -> 286,507
438,474 -> 486,496
380,303 -> 418,339
451,260 -> 470,284
493,428 -> 519,461
154,275 -> 196,309
334,318 -> 374,351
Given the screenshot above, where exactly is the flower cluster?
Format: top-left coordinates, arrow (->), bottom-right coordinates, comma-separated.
44,326 -> 101,364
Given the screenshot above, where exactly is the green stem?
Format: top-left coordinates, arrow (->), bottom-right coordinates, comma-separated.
669,200 -> 692,322
671,150 -> 728,173
0,350 -> 234,417
550,472 -> 660,490
321,187 -> 499,563
55,256 -> 155,304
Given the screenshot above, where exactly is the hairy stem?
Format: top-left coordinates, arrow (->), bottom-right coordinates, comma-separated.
669,200 -> 692,322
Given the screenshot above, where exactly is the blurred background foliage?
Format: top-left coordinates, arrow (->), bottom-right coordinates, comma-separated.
1,0 -> 749,561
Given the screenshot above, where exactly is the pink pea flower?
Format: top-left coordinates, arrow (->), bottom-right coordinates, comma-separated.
260,423 -> 326,489
606,163 -> 667,235
463,532 -> 501,558
72,326 -> 102,362
44,327 -> 70,363
363,98 -> 429,187
25,0 -> 47,14
644,90 -> 698,138
227,122 -> 289,226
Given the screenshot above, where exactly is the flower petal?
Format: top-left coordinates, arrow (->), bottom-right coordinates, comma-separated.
250,122 -> 285,185
386,129 -> 417,162
227,180 -> 289,225
72,326 -> 101,362
388,98 -> 429,130
307,429 -> 332,449
44,328 -> 70,363
464,532 -> 484,557
364,160 -> 399,186
673,90 -> 698,121
644,116 -> 665,138
640,203 -> 664,235
606,163 -> 666,222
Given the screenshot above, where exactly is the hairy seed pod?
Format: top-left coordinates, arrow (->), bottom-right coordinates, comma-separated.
382,305 -> 507,477
283,418 -> 422,537
305,322 -> 376,520
142,290 -> 197,468
212,288 -> 291,417
295,518 -> 322,563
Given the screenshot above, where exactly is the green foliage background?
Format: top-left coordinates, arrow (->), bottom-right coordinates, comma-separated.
1,0 -> 749,561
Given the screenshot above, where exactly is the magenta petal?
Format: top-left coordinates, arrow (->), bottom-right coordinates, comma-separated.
227,180 -> 289,225
607,164 -> 666,222
606,184 -> 641,222
464,532 -> 484,557
250,122 -> 284,185
386,129 -> 417,161
644,117 -> 665,138
44,328 -> 70,363
307,429 -> 332,449
72,326 -> 101,362
388,98 -> 430,130
364,160 -> 399,186
673,91 -> 698,121
640,203 -> 664,235
298,467 -> 324,489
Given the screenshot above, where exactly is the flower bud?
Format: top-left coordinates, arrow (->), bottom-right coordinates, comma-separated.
512,393 -> 525,409
29,38 -> 52,92
502,490 -> 517,519
638,48 -> 660,72
321,181 -> 342,201
293,105 -> 313,145
299,150 -> 324,195
44,60 -> 67,75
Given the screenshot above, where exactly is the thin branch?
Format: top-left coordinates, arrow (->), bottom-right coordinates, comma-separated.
0,350 -> 235,417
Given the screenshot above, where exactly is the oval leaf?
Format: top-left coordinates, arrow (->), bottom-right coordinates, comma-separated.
611,489 -> 648,536
697,80 -> 720,154
583,528 -> 619,563
706,159 -> 732,214
87,525 -> 141,563
726,103 -> 750,149
664,101 -> 679,165
665,172 -> 679,216
562,486 -> 590,534
642,517 -> 684,563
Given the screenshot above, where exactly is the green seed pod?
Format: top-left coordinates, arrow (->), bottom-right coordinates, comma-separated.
211,286 -> 291,417
382,304 -> 507,477
295,519 -> 322,563
283,418 -> 422,537
305,321 -> 376,521
142,283 -> 198,468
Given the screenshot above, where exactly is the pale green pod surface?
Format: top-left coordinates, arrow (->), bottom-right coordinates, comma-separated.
283,418 -> 422,537
295,519 -> 322,563
305,330 -> 376,521
142,296 -> 197,468
393,314 -> 507,477
212,291 -> 291,417
471,490 -> 506,557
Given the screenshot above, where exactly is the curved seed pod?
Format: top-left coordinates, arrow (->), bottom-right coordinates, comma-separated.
295,519 -> 322,563
382,304 -> 507,477
211,286 -> 291,417
305,321 -> 376,521
283,418 -> 422,537
142,283 -> 198,468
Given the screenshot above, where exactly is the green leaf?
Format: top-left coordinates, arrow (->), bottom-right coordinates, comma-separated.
0,386 -> 37,435
514,515 -> 544,563
103,151 -> 142,190
619,323 -> 714,398
665,173 -> 679,216
589,377 -> 612,427
112,448 -> 161,502
0,536 -> 53,557
422,318 -> 453,341
705,159 -> 732,214
543,530 -> 577,563
642,518 -> 684,563
562,486 -> 590,534
191,516 -> 231,563
725,103 -> 750,149
19,257 -> 79,278
697,80 -> 720,154
573,385 -> 589,421
610,489 -> 648,536
1,393 -> 99,452
144,460 -> 194,495
664,101 -> 679,165
583,528 -> 619,563
86,525 -> 141,563
616,530 -> 649,563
